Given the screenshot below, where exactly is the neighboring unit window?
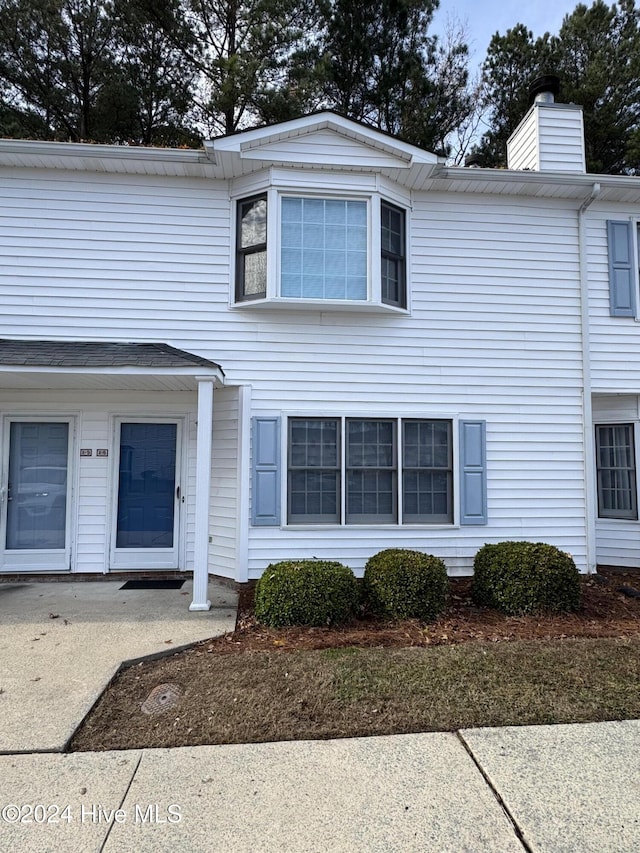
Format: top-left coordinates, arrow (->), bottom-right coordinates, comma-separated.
403,420 -> 452,523
287,417 -> 452,524
236,194 -> 267,301
595,424 -> 637,519
281,197 -> 368,300
381,201 -> 406,307
288,418 -> 340,523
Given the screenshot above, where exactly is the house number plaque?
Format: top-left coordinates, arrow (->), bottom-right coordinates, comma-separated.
80,448 -> 92,457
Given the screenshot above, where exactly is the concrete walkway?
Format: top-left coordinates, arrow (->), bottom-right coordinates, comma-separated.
0,579 -> 237,752
0,723 -> 638,853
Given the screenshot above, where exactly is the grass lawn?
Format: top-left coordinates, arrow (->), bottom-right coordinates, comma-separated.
69,570 -> 640,752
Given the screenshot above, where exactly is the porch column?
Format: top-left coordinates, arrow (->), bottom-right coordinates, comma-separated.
190,378 -> 214,611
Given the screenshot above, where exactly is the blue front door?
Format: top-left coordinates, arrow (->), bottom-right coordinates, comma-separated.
112,421 -> 181,570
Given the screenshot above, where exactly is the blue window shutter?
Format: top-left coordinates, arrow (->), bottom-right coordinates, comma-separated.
251,417 -> 281,526
459,420 -> 487,525
607,220 -> 636,317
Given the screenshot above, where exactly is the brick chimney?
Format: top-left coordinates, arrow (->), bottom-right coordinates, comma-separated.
507,75 -> 586,172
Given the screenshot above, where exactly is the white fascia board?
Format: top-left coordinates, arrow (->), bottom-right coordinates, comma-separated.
0,138 -> 208,166
439,165 -> 640,201
0,365 -> 224,383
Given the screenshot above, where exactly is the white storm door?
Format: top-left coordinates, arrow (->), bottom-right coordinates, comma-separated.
0,418 -> 74,572
110,420 -> 183,570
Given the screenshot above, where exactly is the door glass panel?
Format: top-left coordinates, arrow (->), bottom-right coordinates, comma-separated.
116,423 -> 177,549
6,422 -> 69,550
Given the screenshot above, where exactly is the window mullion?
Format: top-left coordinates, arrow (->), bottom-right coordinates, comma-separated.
397,417 -> 403,526
370,196 -> 381,304
267,187 -> 278,299
340,416 -> 346,526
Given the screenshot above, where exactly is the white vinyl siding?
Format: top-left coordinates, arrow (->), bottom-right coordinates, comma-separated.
0,170 -> 587,577
508,104 -> 585,172
210,386 -> 241,579
507,108 -> 538,171
587,211 -> 640,392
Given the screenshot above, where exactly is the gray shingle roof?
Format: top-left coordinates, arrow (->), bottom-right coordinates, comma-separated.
0,340 -> 223,372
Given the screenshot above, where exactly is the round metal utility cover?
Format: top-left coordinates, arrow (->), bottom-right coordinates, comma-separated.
141,683 -> 183,715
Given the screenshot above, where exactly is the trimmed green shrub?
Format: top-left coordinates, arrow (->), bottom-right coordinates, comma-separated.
363,548 -> 448,621
254,559 -> 359,627
471,541 -> 581,616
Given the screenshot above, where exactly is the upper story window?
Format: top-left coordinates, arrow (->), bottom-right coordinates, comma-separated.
236,194 -> 267,301
281,197 -> 368,301
381,202 -> 406,308
234,190 -> 407,310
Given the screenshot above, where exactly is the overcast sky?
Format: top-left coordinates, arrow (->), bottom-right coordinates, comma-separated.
432,0 -> 587,64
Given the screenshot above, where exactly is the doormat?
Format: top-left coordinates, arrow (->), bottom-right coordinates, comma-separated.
120,579 -> 185,590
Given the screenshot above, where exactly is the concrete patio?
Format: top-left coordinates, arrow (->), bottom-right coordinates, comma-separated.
0,579 -> 237,753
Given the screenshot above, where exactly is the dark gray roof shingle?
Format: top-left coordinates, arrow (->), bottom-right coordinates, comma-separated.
0,340 -> 223,372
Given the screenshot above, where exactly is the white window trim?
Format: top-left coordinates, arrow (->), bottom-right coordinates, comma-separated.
594,418 -> 640,522
281,412 -> 460,529
635,218 -> 640,322
230,176 -> 410,313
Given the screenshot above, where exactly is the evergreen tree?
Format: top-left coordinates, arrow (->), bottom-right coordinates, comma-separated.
0,0 -> 197,143
318,0 -> 473,155
556,0 -> 640,173
0,0 -> 117,140
0,0 -> 475,151
132,0 -> 315,135
110,0 -> 199,145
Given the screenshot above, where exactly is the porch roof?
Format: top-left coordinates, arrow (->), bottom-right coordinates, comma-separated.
0,340 -> 224,391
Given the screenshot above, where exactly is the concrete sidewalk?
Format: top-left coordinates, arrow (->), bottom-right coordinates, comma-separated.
0,722 -> 638,853
0,579 -> 237,753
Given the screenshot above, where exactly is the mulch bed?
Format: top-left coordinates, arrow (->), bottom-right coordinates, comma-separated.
211,567 -> 640,654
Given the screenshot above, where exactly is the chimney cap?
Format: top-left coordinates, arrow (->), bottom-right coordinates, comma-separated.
529,74 -> 561,104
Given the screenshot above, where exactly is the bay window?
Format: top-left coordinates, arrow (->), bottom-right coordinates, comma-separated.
235,191 -> 407,308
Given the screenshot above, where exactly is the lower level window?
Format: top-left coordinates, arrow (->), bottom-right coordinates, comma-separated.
287,417 -> 452,524
595,423 -> 637,519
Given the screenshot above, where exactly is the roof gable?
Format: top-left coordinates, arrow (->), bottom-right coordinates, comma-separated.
206,112 -> 439,177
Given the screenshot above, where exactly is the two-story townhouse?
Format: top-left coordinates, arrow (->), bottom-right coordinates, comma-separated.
1,80 -> 638,610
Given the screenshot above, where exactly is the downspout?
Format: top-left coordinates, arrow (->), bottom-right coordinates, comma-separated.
578,182 -> 601,573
